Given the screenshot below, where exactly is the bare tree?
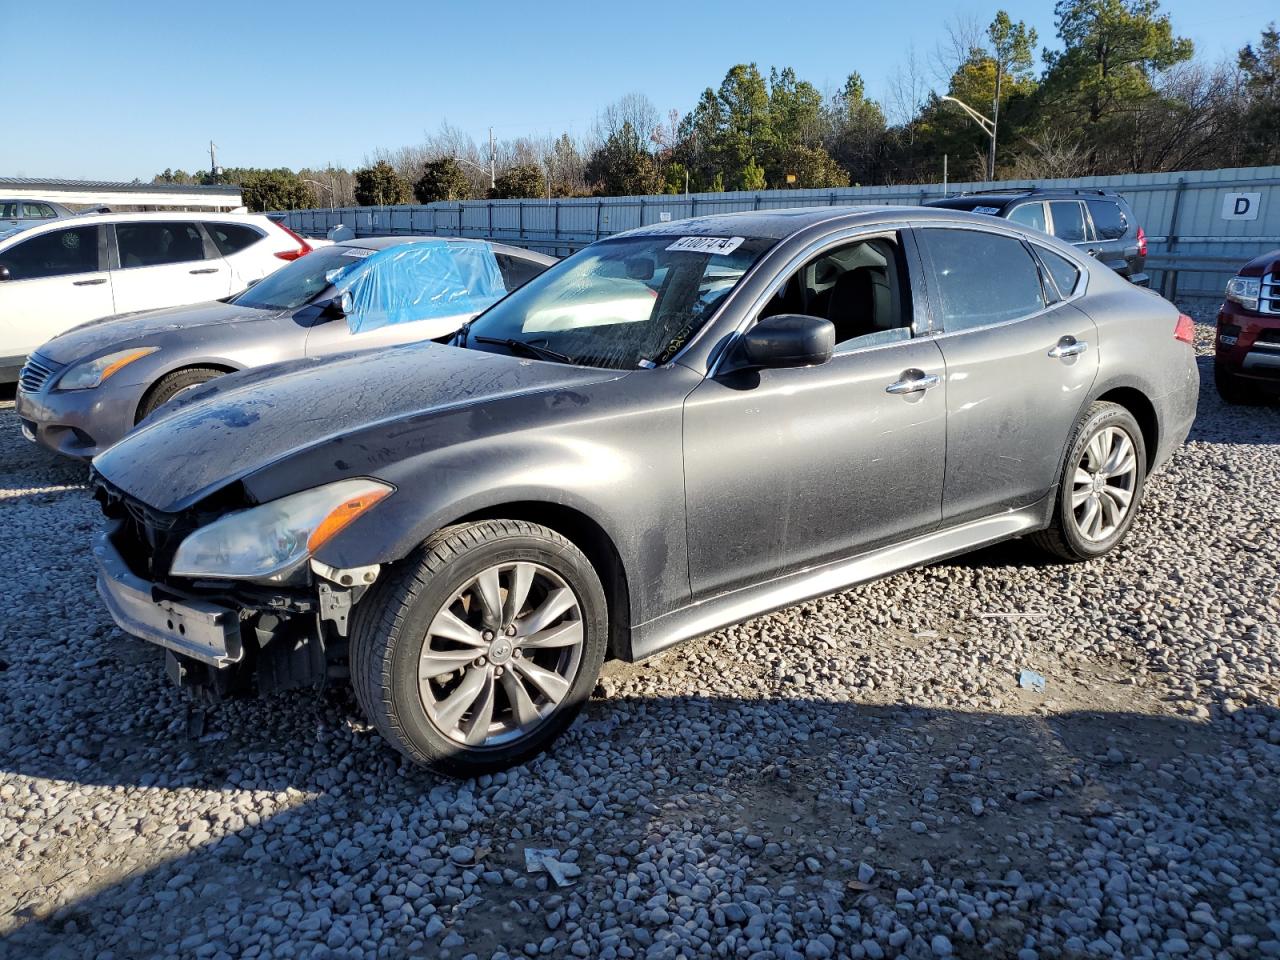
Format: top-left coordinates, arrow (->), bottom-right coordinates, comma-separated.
931,13 -> 984,87
1007,129 -> 1091,180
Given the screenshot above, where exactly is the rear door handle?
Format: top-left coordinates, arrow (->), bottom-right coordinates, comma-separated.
189,267 -> 220,274
1048,337 -> 1089,359
73,278 -> 107,286
885,370 -> 941,395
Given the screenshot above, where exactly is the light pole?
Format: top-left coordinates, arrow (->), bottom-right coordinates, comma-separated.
940,95 -> 997,181
301,178 -> 336,211
453,156 -> 495,192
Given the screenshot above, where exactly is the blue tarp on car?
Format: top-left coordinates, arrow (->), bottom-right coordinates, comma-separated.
326,240 -> 506,334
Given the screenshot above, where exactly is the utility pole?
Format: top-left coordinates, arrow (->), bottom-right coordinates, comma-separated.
209,140 -> 218,177
488,127 -> 496,191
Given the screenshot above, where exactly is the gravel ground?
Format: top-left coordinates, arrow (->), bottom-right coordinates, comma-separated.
1,311 -> 1278,960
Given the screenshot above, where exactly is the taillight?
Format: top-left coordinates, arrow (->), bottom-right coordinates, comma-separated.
1135,226 -> 1147,258
273,222 -> 313,261
1174,313 -> 1195,344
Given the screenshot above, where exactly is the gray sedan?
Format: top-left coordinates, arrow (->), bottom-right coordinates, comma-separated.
88,206 -> 1198,775
15,236 -> 554,457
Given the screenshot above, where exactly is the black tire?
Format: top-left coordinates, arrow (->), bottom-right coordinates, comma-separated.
349,520 -> 608,777
136,367 -> 226,422
1031,401 -> 1147,563
1214,366 -> 1258,405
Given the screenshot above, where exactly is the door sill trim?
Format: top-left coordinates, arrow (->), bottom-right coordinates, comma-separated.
631,497 -> 1050,660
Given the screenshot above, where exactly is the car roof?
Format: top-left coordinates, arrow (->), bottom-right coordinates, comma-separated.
619,204 -> 1014,241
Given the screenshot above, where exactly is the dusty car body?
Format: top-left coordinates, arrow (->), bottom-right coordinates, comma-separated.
88,206 -> 1199,776
16,236 -> 554,457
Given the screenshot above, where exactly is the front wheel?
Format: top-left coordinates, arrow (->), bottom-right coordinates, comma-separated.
1031,401 -> 1146,562
1215,367 -> 1259,405
349,520 -> 607,776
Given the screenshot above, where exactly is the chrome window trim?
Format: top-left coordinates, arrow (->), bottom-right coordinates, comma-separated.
909,221 -> 1090,341
705,226 -> 920,377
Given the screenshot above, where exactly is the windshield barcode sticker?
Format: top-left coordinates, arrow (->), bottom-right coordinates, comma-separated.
972,206 -> 1002,216
665,236 -> 745,255
343,248 -> 376,258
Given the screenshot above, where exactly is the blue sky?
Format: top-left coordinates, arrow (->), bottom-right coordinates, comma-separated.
2,0 -> 1273,181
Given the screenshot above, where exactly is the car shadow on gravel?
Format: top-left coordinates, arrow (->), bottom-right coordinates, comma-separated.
1186,355 -> 1280,447
2,681 -> 1277,960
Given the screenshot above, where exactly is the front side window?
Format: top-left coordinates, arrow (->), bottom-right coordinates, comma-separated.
206,222 -> 264,256
918,228 -> 1045,332
759,235 -> 912,350
1048,201 -> 1087,243
1006,202 -> 1047,233
116,221 -> 209,268
0,226 -> 99,280
465,234 -> 776,369
1086,200 -> 1128,241
495,252 -> 548,291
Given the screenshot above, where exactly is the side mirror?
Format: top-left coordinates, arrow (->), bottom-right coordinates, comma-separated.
321,291 -> 353,319
0,266 -> 10,282
730,314 -> 834,371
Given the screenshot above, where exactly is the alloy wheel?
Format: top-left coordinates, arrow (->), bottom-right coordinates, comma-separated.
417,561 -> 584,748
1070,425 -> 1138,542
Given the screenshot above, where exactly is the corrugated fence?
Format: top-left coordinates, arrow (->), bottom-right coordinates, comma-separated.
278,165 -> 1280,301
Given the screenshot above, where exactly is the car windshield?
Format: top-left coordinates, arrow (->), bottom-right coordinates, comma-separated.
462,234 -> 776,369
231,246 -> 374,311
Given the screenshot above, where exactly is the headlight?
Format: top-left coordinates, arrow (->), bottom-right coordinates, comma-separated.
169,478 -> 393,581
58,347 -> 158,390
1225,276 -> 1261,312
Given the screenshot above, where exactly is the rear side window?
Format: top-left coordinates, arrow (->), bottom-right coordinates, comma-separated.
494,252 -> 547,291
1048,201 -> 1087,243
1036,246 -> 1082,298
1086,200 -> 1129,241
116,221 -> 209,268
206,222 -> 264,256
1006,202 -> 1047,232
0,226 -> 99,279
22,202 -> 56,219
918,228 -> 1045,331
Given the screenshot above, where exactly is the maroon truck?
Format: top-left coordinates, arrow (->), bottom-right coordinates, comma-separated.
1217,249 -> 1280,403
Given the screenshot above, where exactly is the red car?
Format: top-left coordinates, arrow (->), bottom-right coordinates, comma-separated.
1216,249 -> 1280,403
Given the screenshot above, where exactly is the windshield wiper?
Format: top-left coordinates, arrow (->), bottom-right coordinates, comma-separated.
471,336 -> 575,365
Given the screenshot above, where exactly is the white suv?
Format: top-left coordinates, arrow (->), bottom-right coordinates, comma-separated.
0,212 -> 313,382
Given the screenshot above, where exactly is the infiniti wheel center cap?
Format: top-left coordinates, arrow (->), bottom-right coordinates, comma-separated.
489,639 -> 514,665
1091,475 -> 1106,494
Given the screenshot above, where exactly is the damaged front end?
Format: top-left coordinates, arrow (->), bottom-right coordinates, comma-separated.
91,472 -> 382,700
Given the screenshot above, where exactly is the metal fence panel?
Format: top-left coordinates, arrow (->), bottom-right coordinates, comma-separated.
279,165 -> 1280,299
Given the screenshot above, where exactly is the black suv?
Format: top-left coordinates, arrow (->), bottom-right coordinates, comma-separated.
925,188 -> 1149,286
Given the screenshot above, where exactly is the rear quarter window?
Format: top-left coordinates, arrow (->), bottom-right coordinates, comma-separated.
1035,246 -> 1082,298
1085,200 -> 1129,241
206,222 -> 265,256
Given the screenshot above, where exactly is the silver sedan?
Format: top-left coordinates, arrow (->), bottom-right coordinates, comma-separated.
15,236 -> 555,458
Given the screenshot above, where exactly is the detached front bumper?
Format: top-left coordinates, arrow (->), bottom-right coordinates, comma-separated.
94,521 -> 244,667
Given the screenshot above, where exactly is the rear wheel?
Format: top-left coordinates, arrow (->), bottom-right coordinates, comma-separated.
1031,402 -> 1146,562
136,366 -> 226,422
349,520 -> 607,776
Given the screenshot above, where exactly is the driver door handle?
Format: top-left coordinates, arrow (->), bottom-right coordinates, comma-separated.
73,278 -> 107,286
1048,337 -> 1089,359
189,267 -> 220,274
885,370 -> 940,395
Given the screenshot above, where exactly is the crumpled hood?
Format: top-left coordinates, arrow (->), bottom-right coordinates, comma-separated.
92,342 -> 622,512
38,300 -> 282,365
